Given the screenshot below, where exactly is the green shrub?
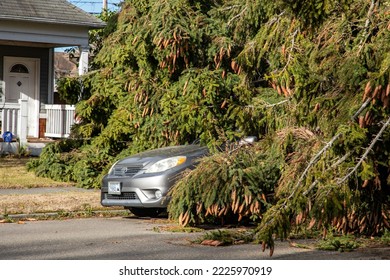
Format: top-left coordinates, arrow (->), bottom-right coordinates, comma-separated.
27,139 -> 89,185
380,229 -> 390,245
317,232 -> 360,252
195,229 -> 255,245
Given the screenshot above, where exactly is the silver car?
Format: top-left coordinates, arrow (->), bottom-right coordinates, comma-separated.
101,144 -> 209,217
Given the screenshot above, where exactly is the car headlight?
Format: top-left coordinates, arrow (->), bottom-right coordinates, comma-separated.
145,156 -> 186,173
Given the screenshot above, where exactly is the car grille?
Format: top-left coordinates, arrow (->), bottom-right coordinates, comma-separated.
112,165 -> 143,177
106,192 -> 138,200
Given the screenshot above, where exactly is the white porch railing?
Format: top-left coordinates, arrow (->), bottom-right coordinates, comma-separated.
44,104 -> 75,138
1,103 -> 75,142
1,103 -> 20,138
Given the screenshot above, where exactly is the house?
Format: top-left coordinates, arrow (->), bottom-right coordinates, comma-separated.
0,0 -> 105,147
53,52 -> 78,104
54,52 -> 78,81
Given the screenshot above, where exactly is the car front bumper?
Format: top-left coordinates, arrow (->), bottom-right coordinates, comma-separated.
101,171 -> 180,209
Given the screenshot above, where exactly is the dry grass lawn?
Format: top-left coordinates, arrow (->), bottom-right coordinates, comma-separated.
0,157 -> 71,189
0,191 -> 104,215
0,157 -> 108,215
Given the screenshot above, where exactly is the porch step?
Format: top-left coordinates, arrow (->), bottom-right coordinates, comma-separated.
27,137 -> 55,143
26,142 -> 48,156
0,138 -> 17,143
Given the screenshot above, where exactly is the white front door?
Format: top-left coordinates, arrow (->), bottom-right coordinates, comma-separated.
3,57 -> 40,138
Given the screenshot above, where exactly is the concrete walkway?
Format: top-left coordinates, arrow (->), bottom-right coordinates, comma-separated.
0,186 -> 94,195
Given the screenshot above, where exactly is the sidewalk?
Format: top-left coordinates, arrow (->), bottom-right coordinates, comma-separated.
0,186 -> 93,195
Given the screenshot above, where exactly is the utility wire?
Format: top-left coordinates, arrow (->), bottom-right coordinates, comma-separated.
68,0 -> 121,13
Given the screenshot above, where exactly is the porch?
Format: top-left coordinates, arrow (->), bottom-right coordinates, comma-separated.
1,101 -> 75,155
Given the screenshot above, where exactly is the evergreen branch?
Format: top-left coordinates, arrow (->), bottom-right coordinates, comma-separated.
265,99 -> 290,108
258,129 -> 351,240
282,28 -> 299,73
351,96 -> 373,121
221,5 -> 242,11
227,7 -> 247,26
287,132 -> 342,201
257,133 -> 343,235
303,152 -> 350,196
267,11 -> 285,26
245,98 -> 290,110
286,96 -> 380,200
338,116 -> 390,185
358,0 -> 376,54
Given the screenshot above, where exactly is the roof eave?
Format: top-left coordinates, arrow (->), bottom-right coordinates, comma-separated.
0,15 -> 106,29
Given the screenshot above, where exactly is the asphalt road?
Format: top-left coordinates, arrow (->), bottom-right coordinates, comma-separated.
0,217 -> 389,260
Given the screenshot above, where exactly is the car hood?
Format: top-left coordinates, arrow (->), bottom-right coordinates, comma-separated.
116,145 -> 208,166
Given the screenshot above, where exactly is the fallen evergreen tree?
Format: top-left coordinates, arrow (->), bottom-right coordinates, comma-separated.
28,0 -> 390,254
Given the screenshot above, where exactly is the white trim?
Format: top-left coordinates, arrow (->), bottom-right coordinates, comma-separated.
0,21 -> 89,47
19,99 -> 28,144
78,45 -> 90,75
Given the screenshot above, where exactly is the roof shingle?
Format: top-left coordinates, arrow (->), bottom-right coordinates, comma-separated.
0,0 -> 105,28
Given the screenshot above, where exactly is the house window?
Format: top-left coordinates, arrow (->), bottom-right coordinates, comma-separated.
10,64 -> 29,73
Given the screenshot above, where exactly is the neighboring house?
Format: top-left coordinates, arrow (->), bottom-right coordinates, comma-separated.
54,52 -> 79,81
53,52 -> 78,104
0,0 -> 105,144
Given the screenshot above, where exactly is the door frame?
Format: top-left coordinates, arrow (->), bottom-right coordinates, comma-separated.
3,56 -> 40,138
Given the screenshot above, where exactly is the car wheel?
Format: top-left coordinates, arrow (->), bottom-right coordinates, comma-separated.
128,207 -> 163,218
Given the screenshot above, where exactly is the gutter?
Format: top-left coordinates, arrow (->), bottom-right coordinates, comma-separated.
0,15 -> 106,29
